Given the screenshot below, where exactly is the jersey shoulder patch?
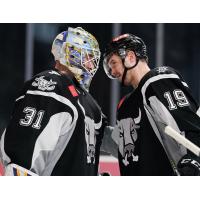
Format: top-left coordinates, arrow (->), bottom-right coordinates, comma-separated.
154,66 -> 178,75
31,75 -> 57,91
28,70 -> 79,102
68,85 -> 79,97
30,70 -> 60,92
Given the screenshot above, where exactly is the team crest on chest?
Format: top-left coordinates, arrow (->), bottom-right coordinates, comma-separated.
32,76 -> 57,91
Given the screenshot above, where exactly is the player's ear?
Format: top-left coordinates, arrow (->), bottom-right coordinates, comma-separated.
124,51 -> 136,68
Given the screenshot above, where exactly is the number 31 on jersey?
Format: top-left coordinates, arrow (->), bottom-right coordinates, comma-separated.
19,107 -> 45,129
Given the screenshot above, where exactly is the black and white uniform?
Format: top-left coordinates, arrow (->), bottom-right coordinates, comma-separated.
0,69 -> 105,176
115,66 -> 200,175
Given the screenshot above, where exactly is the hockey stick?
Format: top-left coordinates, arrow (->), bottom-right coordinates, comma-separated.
145,104 -> 200,157
164,126 -> 200,157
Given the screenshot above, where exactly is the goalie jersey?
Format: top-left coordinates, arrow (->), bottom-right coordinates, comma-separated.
0,69 -> 104,176
116,66 -> 200,175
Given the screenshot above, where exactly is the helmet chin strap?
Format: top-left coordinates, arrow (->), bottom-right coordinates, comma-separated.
121,58 -> 139,86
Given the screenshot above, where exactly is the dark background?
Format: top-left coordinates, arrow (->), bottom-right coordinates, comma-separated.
1,23 -> 200,134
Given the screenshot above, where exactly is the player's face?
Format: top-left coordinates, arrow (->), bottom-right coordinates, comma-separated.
84,54 -> 95,71
107,54 -> 125,82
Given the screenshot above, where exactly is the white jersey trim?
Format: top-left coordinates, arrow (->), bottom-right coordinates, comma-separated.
27,90 -> 75,109
141,73 -> 180,105
15,95 -> 25,102
182,81 -> 189,88
197,107 -> 200,117
0,129 -> 11,165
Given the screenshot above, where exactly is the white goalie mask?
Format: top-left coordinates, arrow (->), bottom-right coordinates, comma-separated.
51,27 -> 101,91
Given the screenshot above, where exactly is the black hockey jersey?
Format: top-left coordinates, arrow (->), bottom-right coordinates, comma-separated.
0,69 -> 104,175
116,66 -> 200,175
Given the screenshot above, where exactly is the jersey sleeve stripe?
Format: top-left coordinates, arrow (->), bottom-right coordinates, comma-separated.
197,107 -> 200,117
15,95 -> 25,102
182,81 -> 189,87
141,73 -> 183,164
0,129 -> 11,165
141,73 -> 180,106
30,112 -> 75,175
26,90 -> 77,114
25,90 -> 79,175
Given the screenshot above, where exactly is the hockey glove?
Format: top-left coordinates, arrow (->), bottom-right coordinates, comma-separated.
177,156 -> 200,176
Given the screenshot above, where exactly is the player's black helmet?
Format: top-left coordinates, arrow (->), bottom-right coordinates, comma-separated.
103,34 -> 148,79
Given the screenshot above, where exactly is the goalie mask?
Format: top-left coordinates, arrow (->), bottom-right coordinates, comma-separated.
103,33 -> 148,79
51,27 -> 101,90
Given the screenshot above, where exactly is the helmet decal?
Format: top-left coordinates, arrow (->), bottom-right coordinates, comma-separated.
112,34 -> 129,42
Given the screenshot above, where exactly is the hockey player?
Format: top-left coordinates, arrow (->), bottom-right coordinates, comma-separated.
103,33 -> 200,175
0,27 -> 105,176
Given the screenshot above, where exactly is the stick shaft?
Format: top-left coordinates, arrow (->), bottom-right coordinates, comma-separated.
165,126 -> 200,157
